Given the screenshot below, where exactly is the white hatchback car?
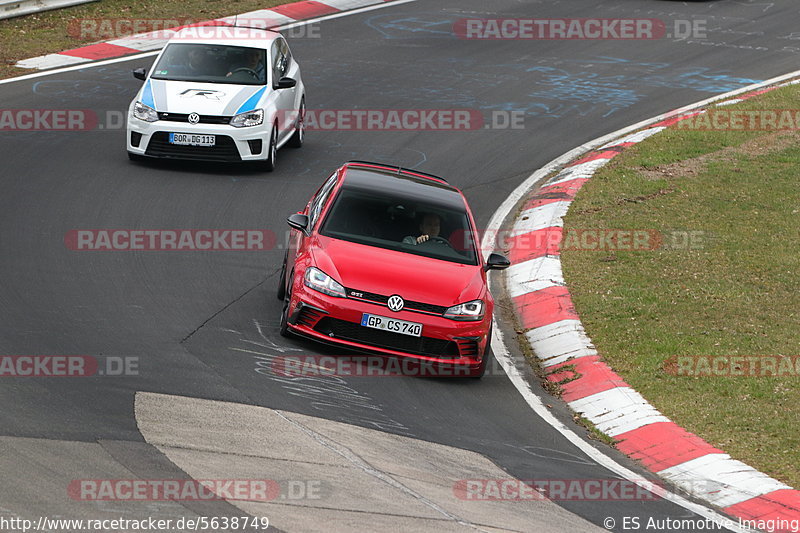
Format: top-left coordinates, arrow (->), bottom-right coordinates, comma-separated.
126,26 -> 305,171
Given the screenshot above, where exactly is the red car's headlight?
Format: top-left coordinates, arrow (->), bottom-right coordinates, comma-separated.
443,299 -> 484,321
304,267 -> 346,298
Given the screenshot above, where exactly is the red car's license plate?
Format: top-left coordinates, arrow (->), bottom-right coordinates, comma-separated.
361,313 -> 422,337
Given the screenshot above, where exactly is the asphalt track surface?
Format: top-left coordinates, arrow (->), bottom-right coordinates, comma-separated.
1,0 -> 798,531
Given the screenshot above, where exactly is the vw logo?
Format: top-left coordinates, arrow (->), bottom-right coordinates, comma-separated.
387,295 -> 404,312
187,112 -> 201,125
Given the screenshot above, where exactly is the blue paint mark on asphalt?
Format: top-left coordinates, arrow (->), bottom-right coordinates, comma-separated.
31,67 -> 140,102
516,60 -> 761,117
365,14 -> 455,39
32,79 -> 130,101
522,66 -> 641,118
353,11 -> 767,119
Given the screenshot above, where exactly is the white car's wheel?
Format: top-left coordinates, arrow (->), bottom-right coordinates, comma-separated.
288,98 -> 305,148
261,124 -> 278,172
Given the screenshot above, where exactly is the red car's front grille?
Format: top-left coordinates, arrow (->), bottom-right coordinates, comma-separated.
344,288 -> 448,316
313,317 -> 460,359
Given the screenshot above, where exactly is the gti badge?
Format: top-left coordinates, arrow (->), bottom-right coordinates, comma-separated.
188,113 -> 200,124
387,295 -> 404,312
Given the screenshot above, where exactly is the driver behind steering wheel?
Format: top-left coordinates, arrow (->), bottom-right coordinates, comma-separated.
403,212 -> 443,245
226,48 -> 265,81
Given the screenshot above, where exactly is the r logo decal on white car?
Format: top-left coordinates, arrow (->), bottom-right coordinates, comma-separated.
179,89 -> 226,100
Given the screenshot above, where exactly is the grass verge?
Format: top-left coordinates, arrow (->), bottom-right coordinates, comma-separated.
0,0 -> 296,80
561,85 -> 800,488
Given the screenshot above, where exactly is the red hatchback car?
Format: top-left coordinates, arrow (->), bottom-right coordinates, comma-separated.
276,161 -> 510,377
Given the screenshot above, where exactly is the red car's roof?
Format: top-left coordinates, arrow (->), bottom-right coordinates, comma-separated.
343,161 -> 451,187
339,162 -> 467,212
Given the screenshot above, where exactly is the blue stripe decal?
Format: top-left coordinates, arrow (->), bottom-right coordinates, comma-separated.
235,86 -> 267,115
141,80 -> 155,109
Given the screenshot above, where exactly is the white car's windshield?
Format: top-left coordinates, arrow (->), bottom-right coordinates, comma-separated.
151,43 -> 267,85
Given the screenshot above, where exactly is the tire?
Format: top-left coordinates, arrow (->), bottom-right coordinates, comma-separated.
276,249 -> 288,301
287,98 -> 305,148
261,124 -> 278,172
278,271 -> 294,338
128,152 -> 144,162
471,327 -> 492,379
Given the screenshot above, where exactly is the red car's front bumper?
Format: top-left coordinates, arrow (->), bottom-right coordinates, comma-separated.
285,285 -> 491,375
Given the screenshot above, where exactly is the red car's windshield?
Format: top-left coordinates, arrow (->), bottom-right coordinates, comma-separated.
319,188 -> 478,265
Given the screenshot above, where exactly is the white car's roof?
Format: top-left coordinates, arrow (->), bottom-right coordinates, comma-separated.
168,25 -> 281,49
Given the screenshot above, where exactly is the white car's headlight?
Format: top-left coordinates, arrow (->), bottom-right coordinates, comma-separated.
443,300 -> 484,321
304,267 -> 346,298
133,101 -> 158,123
230,108 -> 264,128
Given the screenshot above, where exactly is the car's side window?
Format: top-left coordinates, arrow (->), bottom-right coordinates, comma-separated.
278,38 -> 291,72
309,173 -> 338,229
270,42 -> 283,83
271,38 -> 289,82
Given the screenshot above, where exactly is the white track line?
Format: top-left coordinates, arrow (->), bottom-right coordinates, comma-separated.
0,0 -> 418,85
483,68 -> 800,532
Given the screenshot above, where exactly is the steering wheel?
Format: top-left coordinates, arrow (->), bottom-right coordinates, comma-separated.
230,67 -> 259,79
426,236 -> 452,247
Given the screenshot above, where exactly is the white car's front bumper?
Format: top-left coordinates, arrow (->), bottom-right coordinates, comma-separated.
126,112 -> 273,162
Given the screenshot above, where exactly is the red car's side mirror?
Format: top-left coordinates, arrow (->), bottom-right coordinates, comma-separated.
485,253 -> 511,271
287,213 -> 309,233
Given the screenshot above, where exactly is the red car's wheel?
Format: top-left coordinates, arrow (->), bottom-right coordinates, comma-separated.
276,249 -> 288,301
279,271 -> 294,338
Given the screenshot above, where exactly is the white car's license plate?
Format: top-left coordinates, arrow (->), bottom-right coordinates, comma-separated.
361,313 -> 422,337
169,133 -> 215,147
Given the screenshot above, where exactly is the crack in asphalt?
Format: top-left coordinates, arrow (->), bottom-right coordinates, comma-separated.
180,268 -> 281,344
273,409 -> 496,533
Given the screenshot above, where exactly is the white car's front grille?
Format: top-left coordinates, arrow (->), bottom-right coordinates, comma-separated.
157,112 -> 232,125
